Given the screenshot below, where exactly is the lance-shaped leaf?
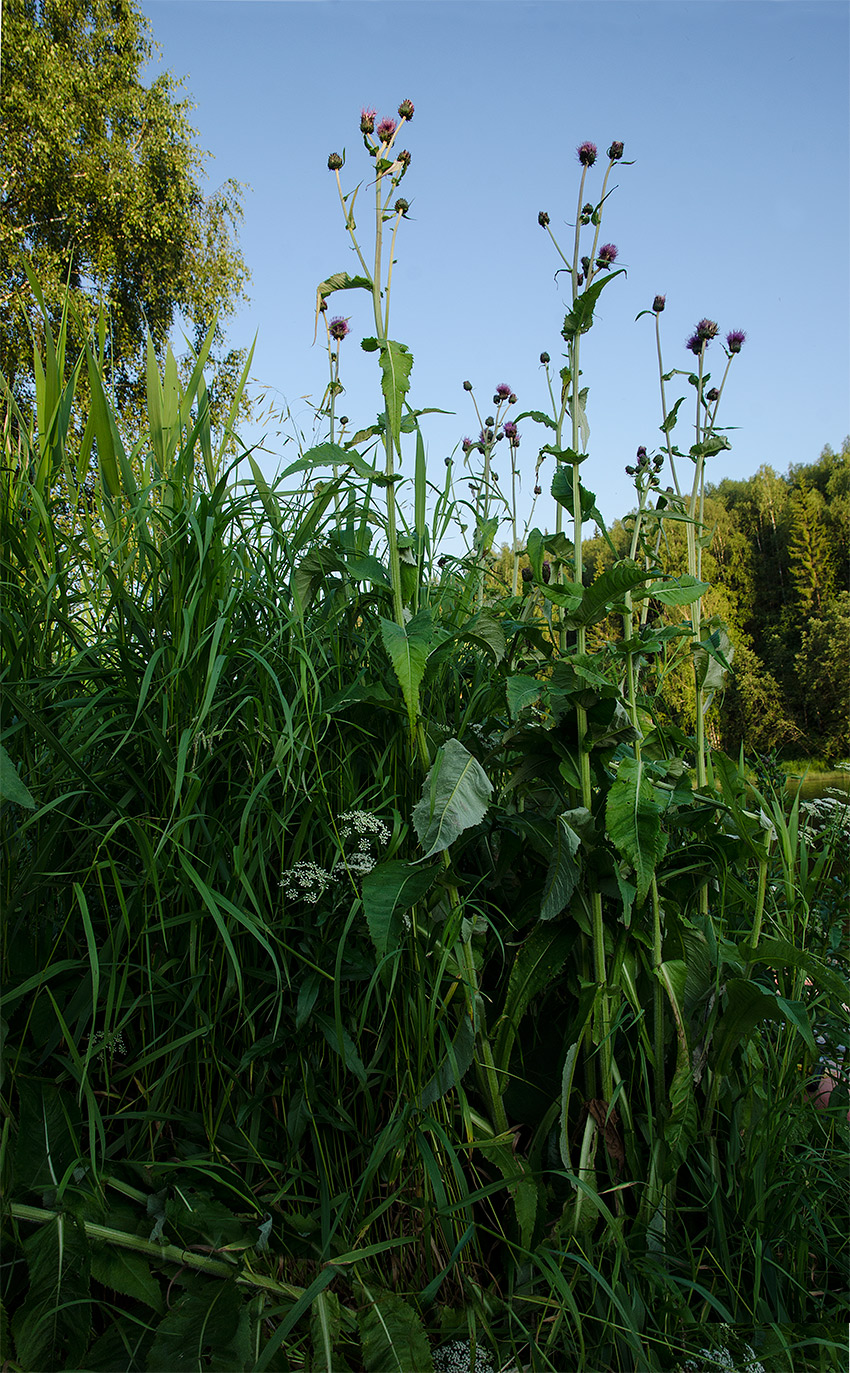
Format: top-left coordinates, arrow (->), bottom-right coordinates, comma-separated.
413,738 -> 493,860
361,860 -> 438,959
361,337 -> 413,444
551,466 -> 613,545
643,574 -> 710,607
380,610 -> 433,737
0,742 -> 36,808
418,1012 -> 476,1109
606,756 -> 667,906
495,924 -> 575,1072
540,815 -> 582,920
567,560 -> 655,627
561,269 -> 625,339
657,960 -> 698,1164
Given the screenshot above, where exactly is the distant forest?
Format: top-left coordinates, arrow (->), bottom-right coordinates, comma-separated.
499,440 -> 850,763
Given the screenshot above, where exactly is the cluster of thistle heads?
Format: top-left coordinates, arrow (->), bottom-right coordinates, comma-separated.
459,380 -> 520,457
625,445 -> 665,485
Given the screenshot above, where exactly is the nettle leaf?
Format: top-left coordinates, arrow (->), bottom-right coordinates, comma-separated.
356,1282 -> 434,1373
606,756 -> 667,906
361,859 -> 438,960
643,574 -> 709,607
418,1011 -> 476,1110
90,1244 -> 163,1314
12,1214 -> 91,1371
0,741 -> 36,808
540,815 -> 582,920
412,738 -> 493,860
380,610 -> 433,737
495,924 -> 575,1072
146,1275 -> 251,1372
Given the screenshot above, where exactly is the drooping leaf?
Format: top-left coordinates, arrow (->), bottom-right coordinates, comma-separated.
356,1283 -> 434,1373
694,615 -> 734,691
712,979 -> 817,1074
313,271 -> 373,341
0,742 -> 36,808
505,675 -> 544,720
361,860 -> 438,959
90,1245 -> 163,1314
606,756 -> 667,905
560,269 -> 625,339
540,815 -> 582,920
380,610 -> 433,737
418,1012 -> 476,1110
285,443 -> 399,487
657,960 -> 698,1164
495,924 -> 575,1072
412,739 -> 493,860
643,575 -> 710,607
568,561 -> 655,627
145,1275 -> 250,1372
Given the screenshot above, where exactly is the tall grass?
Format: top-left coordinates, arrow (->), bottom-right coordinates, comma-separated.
1,118 -> 848,1373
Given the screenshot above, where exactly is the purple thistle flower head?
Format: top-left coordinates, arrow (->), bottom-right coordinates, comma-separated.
597,243 -> 618,267
328,317 -> 350,342
376,116 -> 397,144
360,108 -> 377,135
653,294 -> 666,313
503,421 -> 518,441
461,437 -> 473,453
495,383 -> 512,400
726,329 -> 746,354
577,141 -> 597,167
398,98 -> 414,120
685,332 -> 702,355
697,318 -> 718,341
397,149 -> 411,168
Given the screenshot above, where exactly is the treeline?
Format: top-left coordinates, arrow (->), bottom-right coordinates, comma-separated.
597,440 -> 849,762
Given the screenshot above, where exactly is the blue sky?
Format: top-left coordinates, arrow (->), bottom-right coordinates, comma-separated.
142,0 -> 849,534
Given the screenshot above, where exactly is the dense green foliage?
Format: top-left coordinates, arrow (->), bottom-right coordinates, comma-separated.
577,443 -> 850,763
0,0 -> 249,421
1,111 -> 848,1373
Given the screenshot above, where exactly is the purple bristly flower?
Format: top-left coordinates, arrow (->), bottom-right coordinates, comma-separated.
461,437 -> 473,453
360,108 -> 377,134
376,117 -> 397,144
726,329 -> 746,353
597,243 -> 618,267
685,332 -> 703,355
328,317 -> 350,342
697,318 -> 718,341
503,421 -> 518,443
494,383 -> 512,400
577,141 -> 597,167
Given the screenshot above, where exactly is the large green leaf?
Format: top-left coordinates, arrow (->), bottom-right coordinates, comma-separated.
311,1289 -> 351,1373
361,860 -> 438,959
361,338 -> 413,444
90,1244 -> 163,1314
285,443 -> 400,487
145,1274 -> 251,1372
737,937 -> 850,1005
412,738 -> 493,860
12,1214 -> 91,1371
380,610 -> 433,737
561,269 -> 625,339
643,574 -> 709,607
657,960 -> 698,1164
495,924 -> 575,1073
505,674 -> 544,720
0,741 -> 36,808
712,979 -> 817,1073
540,815 -> 582,920
356,1283 -> 434,1373
694,615 -> 734,691
418,1012 -> 476,1109
605,756 -> 667,905
568,561 -> 655,627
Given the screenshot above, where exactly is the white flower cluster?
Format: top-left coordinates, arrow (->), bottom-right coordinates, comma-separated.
800,789 -> 850,841
280,814 -> 391,903
679,1329 -> 765,1373
89,1029 -> 127,1057
279,861 -> 332,905
433,1341 -> 495,1373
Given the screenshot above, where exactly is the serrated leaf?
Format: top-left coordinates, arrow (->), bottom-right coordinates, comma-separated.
311,1289 -> 349,1373
495,924 -> 575,1072
505,675 -> 543,720
658,960 -> 698,1164
570,561 -> 655,627
659,396 -> 685,434
285,443 -> 399,487
146,1275 -> 250,1372
380,610 -> 433,737
90,1245 -> 163,1313
514,408 -> 558,431
561,269 -> 625,339
361,860 -> 438,959
13,1214 -> 91,1371
412,739 -> 493,860
540,815 -> 582,920
694,615 -> 734,691
418,1012 -> 476,1110
606,756 -> 667,905
550,467 -> 609,536
0,742 -> 36,808
644,575 -> 709,607
356,1283 -> 434,1373
313,271 -> 372,342
362,339 -> 413,444
315,1013 -> 367,1086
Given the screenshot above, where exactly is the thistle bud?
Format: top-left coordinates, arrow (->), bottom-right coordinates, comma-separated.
538,210 -> 550,228
396,149 -> 412,168
327,152 -> 343,171
534,485 -> 542,496
522,566 -> 533,582
607,140 -> 624,161
360,108 -> 377,135
339,416 -> 349,426
485,417 -> 495,428
328,317 -> 350,342
706,387 -> 720,402
463,380 -> 473,391
581,256 -> 590,275
540,352 -> 550,365
394,198 -> 409,216
653,294 -> 666,313
542,561 -> 551,583
577,141 -> 597,167
398,98 -> 414,120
